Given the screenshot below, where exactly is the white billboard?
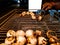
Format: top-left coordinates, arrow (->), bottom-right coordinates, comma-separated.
29,0 -> 42,12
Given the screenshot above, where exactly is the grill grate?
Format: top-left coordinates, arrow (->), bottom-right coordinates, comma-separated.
0,11 -> 60,43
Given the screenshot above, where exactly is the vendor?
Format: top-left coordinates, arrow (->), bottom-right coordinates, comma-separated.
42,0 -> 60,10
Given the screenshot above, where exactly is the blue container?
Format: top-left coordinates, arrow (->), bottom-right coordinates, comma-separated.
49,10 -> 57,16
36,10 -> 45,15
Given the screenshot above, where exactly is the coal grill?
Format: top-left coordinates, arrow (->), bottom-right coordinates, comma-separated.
0,9 -> 60,44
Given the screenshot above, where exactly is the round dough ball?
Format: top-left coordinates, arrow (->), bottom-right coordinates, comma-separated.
16,36 -> 26,45
38,16 -> 42,21
28,37 -> 37,45
26,30 -> 34,37
30,12 -> 35,16
5,37 -> 15,45
19,14 -> 22,16
50,43 -> 57,45
27,12 -> 30,15
7,30 -> 15,37
27,44 -> 34,45
21,11 -> 26,16
16,30 -> 25,37
12,43 -> 24,45
49,38 -> 55,43
38,37 -> 47,45
36,30 -> 42,36
11,43 -> 16,45
0,43 -> 6,45
31,16 -> 36,20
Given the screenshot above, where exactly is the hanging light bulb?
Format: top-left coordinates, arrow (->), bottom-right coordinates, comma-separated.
17,0 -> 20,3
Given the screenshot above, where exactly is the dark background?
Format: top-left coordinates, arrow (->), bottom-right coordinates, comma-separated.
0,0 -> 60,17
0,0 -> 28,17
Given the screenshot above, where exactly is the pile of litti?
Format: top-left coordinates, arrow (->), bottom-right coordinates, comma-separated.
0,29 -> 59,45
19,11 -> 42,21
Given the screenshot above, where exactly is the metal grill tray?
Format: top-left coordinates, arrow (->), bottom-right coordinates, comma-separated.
0,10 -> 60,43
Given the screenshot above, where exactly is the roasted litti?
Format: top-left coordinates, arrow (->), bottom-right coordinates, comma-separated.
5,37 -> 15,45
46,30 -> 57,38
56,42 -> 60,45
26,12 -> 36,20
31,15 -> 36,20
27,44 -> 35,45
19,14 -> 22,16
36,30 -> 42,36
13,43 -> 24,45
50,43 -> 60,45
50,44 -> 56,45
38,37 -> 47,45
21,11 -> 26,16
11,43 -> 16,45
27,37 -> 37,45
16,30 -> 25,37
26,30 -> 34,37
49,36 -> 59,44
30,12 -> 35,16
26,12 -> 30,15
7,30 -> 15,37
16,36 -> 26,45
0,43 -> 6,45
38,15 -> 42,21
46,30 -> 58,44
49,38 -> 56,43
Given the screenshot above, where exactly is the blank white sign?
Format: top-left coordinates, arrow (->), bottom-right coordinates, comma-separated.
29,0 -> 42,12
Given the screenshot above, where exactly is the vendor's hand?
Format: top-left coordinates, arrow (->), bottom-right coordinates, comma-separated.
42,2 -> 55,10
